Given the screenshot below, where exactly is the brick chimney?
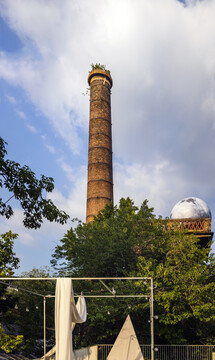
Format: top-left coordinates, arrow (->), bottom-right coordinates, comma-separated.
86,68 -> 113,223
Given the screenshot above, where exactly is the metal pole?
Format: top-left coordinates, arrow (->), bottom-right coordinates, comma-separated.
0,276 -> 151,281
43,296 -> 46,358
150,278 -> 154,360
0,275 -> 154,358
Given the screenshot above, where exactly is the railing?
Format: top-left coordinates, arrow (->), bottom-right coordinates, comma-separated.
167,218 -> 211,232
98,344 -> 215,360
98,344 -> 112,360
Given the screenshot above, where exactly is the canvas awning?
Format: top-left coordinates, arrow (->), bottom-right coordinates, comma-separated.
107,315 -> 144,360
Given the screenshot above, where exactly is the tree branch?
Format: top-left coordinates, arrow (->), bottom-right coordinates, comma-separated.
4,194 -> 15,205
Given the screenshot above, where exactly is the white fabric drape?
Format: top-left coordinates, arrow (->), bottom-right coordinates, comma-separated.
72,294 -> 87,327
55,278 -> 87,360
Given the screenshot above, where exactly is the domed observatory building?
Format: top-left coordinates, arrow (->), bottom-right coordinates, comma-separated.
169,197 -> 213,246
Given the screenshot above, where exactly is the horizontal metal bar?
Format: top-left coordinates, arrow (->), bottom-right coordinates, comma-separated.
0,280 -> 45,297
98,344 -> 215,347
0,277 -> 151,281
75,295 -> 150,298
42,294 -> 150,299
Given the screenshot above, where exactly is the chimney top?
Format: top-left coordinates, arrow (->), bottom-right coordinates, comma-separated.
88,69 -> 113,88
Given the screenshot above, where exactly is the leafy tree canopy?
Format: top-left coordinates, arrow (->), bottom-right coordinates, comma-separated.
0,137 -> 69,229
0,231 -> 19,276
0,326 -> 23,354
52,198 -> 215,345
0,267 -> 55,357
0,231 -> 22,353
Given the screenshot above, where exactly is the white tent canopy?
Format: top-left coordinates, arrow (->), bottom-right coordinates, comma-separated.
107,315 -> 144,360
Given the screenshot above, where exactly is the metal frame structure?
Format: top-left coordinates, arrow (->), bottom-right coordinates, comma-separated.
0,277 -> 155,360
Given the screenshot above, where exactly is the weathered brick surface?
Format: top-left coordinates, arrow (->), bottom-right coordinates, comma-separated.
89,118 -> 111,137
88,163 -> 112,181
86,69 -> 113,223
88,147 -> 112,164
89,134 -> 111,148
87,180 -> 113,198
87,197 -> 112,223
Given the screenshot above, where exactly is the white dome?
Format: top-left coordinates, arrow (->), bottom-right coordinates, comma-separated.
170,197 -> 211,219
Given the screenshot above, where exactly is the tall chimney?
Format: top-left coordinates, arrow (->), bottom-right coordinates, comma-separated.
86,68 -> 113,223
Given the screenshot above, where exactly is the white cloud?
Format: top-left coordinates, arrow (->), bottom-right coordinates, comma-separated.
48,168 -> 87,220
57,157 -> 86,184
114,159 -> 192,217
6,94 -> 17,104
26,123 -> 37,133
0,0 -> 215,164
18,233 -> 35,246
40,134 -> 56,153
57,158 -> 75,182
0,0 -> 215,189
45,144 -> 56,154
1,0 -> 215,269
16,109 -> 26,119
0,209 -> 35,246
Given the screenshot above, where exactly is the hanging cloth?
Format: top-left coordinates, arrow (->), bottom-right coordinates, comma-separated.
55,278 -> 87,360
72,293 -> 87,326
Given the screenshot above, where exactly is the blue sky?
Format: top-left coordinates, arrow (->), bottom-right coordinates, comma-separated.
0,0 -> 215,274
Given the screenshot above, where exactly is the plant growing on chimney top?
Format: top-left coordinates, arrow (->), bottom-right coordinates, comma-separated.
90,63 -> 111,75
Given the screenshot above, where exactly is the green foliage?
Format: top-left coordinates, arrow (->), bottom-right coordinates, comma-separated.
52,198 -> 215,345
0,324 -> 23,353
0,137 -> 69,229
135,230 -> 215,343
0,231 -> 21,353
1,267 -> 55,357
0,231 -> 19,276
90,63 -> 111,75
52,198 -> 154,277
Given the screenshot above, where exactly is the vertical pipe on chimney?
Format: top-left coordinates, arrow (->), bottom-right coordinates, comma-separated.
86,69 -> 113,223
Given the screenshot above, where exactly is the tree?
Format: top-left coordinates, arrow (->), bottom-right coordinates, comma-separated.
0,137 -> 69,229
51,198 -> 157,277
134,229 -> 215,344
1,267 -> 56,357
0,231 -> 23,353
0,326 -> 23,354
52,198 -> 215,346
0,231 -> 19,276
